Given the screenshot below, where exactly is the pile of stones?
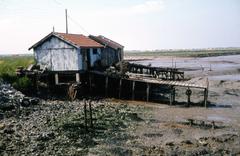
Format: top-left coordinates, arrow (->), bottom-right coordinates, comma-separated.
0,79 -> 39,119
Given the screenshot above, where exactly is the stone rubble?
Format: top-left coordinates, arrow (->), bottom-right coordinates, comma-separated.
0,79 -> 39,119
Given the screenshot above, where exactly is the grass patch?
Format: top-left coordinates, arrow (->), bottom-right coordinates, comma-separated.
0,55 -> 34,89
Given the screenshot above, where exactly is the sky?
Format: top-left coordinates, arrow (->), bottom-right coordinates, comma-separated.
0,0 -> 240,54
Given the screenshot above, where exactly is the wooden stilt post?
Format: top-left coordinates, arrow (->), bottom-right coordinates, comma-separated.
105,76 -> 108,97
204,88 -> 208,108
132,81 -> 135,100
119,79 -> 122,99
46,75 -> 50,95
186,87 -> 192,107
172,87 -> 176,104
146,83 -> 150,102
55,73 -> 59,85
204,78 -> 209,108
35,73 -> 39,94
170,93 -> 173,106
76,73 -> 80,83
89,74 -> 92,93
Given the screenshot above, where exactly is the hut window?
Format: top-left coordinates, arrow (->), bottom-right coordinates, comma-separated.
93,48 -> 98,54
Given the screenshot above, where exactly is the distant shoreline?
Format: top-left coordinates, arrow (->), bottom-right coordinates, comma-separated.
124,49 -> 240,61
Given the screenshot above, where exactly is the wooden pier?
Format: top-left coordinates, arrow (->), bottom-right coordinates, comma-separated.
89,70 -> 209,107
17,63 -> 209,107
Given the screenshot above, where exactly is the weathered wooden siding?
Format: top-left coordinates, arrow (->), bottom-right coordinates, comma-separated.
34,36 -> 82,71
101,47 -> 120,67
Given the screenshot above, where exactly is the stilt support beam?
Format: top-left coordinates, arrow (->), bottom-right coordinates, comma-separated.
76,73 -> 80,83
204,88 -> 208,108
119,79 -> 122,99
55,73 -> 59,85
146,83 -> 150,102
89,74 -> 92,93
132,81 -> 135,100
105,76 -> 109,97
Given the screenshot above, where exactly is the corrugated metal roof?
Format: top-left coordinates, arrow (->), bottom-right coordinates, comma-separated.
89,35 -> 124,50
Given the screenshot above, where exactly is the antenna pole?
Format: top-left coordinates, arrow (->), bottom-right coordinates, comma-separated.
65,9 -> 68,34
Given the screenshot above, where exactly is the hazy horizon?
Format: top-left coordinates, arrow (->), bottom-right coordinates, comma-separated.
0,0 -> 240,54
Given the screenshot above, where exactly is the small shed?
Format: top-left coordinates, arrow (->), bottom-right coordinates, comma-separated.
89,35 -> 124,67
29,32 -> 124,72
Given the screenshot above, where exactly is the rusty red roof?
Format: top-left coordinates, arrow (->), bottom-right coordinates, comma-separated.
29,32 -> 104,50
56,33 -> 103,48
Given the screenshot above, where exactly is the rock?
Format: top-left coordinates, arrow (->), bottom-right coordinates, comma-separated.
126,113 -> 143,121
198,138 -> 208,146
4,125 -> 15,134
37,132 -> 55,141
0,102 -> 15,111
0,123 -> 5,130
21,97 -> 31,107
166,142 -> 174,146
0,141 -> 6,150
30,98 -> 40,105
181,140 -> 193,145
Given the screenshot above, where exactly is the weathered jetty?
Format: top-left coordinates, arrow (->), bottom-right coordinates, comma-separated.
17,31 -> 209,107
88,68 -> 208,107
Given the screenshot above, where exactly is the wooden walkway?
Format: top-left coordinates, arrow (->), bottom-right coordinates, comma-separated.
128,63 -> 185,80
90,70 -> 209,107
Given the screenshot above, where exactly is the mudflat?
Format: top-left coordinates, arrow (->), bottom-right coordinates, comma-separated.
0,55 -> 240,155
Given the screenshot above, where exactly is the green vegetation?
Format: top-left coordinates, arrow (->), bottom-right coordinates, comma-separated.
0,55 -> 34,89
125,49 -> 240,58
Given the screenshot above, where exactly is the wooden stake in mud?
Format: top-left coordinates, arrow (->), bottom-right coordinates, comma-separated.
84,99 -> 88,132
205,78 -> 209,108
89,100 -> 93,128
186,87 -> 192,107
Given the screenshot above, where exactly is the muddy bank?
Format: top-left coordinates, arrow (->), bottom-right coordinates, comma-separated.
1,97 -> 240,155
1,54 -> 240,155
